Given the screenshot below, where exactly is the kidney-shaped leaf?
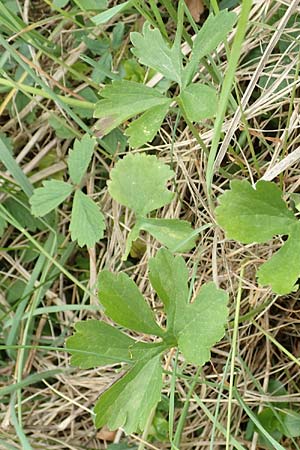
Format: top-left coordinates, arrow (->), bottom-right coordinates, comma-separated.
94,80 -> 170,136
175,282 -> 228,365
98,270 -> 164,337
130,22 -> 182,85
94,355 -> 162,434
108,153 -> 174,216
70,190 -> 105,248
30,180 -> 73,217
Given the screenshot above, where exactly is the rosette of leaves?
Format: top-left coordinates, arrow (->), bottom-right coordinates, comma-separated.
93,9 -> 236,147
216,179 -> 300,295
107,152 -> 197,259
29,134 -> 105,248
66,248 -> 228,434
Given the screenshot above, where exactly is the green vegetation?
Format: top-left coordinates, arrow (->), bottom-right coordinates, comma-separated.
1,1 -> 300,449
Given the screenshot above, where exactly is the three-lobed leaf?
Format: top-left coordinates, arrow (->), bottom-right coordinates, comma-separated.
216,179 -> 300,294
130,22 -> 182,85
94,356 -> 163,434
68,134 -> 96,185
93,81 -> 170,136
30,180 -> 73,217
70,190 -> 105,248
67,249 -> 229,433
108,153 -> 174,216
98,270 -> 164,337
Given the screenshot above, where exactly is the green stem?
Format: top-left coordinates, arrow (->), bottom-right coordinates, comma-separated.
226,267 -> 243,450
173,367 -> 202,447
206,0 -> 253,203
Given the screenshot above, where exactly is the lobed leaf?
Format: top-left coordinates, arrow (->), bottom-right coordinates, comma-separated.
175,282 -> 228,365
216,180 -> 297,243
130,22 -> 182,85
179,83 -> 218,122
125,103 -> 170,148
257,224 -> 300,295
98,270 -> 164,337
70,190 -> 105,248
30,180 -> 73,217
182,10 -> 237,87
216,180 -> 300,294
94,356 -> 163,434
68,134 -> 96,185
94,80 -> 170,135
108,153 -> 174,216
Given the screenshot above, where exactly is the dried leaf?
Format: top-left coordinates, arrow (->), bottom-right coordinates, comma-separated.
185,0 -> 204,21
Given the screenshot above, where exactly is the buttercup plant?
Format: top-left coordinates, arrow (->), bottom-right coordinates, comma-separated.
66,248 -> 228,434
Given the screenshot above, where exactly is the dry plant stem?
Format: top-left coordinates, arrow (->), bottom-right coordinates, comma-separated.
214,0 -> 300,170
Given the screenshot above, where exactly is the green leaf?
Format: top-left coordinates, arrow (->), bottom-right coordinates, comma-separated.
108,153 -> 174,216
92,0 -> 134,25
98,271 -> 164,337
257,224 -> 300,294
130,22 -> 182,85
94,356 -> 163,434
140,218 -> 197,253
216,180 -> 300,294
66,320 -> 138,368
67,320 -> 167,368
179,83 -> 218,121
70,190 -> 105,248
278,409 -> 300,438
73,0 -> 106,11
183,10 -> 237,87
68,134 -> 96,185
149,249 -> 189,329
5,195 -> 39,232
30,180 -> 73,217
0,136 -> 33,198
175,282 -> 228,365
216,180 -> 297,243
125,103 -> 170,148
0,215 -> 7,237
94,80 -> 170,135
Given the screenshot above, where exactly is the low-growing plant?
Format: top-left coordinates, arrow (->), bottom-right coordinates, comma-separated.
29,134 -> 105,248
108,152 -> 197,259
93,7 -> 236,147
216,179 -> 300,294
66,248 -> 228,434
